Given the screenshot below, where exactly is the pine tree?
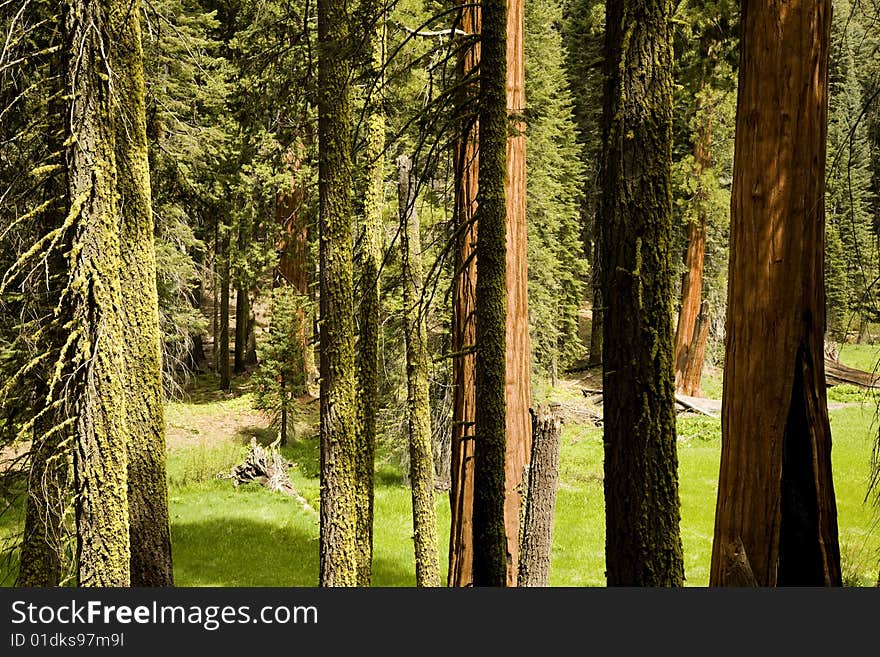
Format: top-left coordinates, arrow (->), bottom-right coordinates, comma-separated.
599,0 -> 685,587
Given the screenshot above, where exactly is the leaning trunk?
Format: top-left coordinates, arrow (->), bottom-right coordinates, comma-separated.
599,0 -> 684,587
710,0 -> 841,587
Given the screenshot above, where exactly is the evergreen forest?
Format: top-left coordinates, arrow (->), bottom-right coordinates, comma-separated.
2,0 -> 880,588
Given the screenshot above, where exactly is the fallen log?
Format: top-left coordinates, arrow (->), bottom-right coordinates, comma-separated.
218,438 -> 317,516
824,356 -> 880,389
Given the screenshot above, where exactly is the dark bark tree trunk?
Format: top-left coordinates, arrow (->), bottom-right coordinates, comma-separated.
64,0 -> 131,586
399,155 -> 441,587
219,231 -> 231,391
587,247 -> 602,367
111,0 -> 173,586
710,0 -> 841,587
472,0 -> 509,588
355,9 -> 385,587
599,0 -> 684,587
518,406 -> 562,587
16,39 -> 70,588
318,0 -> 358,587
448,0 -> 480,588
234,281 -> 249,374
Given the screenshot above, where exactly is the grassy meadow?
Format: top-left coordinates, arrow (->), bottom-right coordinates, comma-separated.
2,348 -> 879,587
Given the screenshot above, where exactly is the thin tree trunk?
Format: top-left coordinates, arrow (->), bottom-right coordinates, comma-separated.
399,155 -> 441,587
65,0 -> 131,586
599,0 -> 684,587
503,0 -> 531,587
472,0 -> 508,587
317,0 -> 358,587
448,0 -> 480,588
112,0 -> 173,586
587,244 -> 602,366
219,232 -> 231,391
355,9 -> 385,587
234,281 -> 248,374
710,0 -> 841,587
518,406 -> 562,587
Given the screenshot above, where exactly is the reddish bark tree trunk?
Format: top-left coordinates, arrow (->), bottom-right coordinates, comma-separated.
710,0 -> 841,587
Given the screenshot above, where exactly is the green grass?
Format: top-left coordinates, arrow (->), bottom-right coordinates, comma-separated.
2,370 -> 879,587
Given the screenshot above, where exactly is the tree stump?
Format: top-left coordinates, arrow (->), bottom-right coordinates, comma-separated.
518,405 -> 563,587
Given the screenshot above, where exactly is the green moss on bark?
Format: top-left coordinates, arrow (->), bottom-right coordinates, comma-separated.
598,0 -> 684,587
473,0 -> 509,587
318,0 -> 358,587
110,0 -> 173,587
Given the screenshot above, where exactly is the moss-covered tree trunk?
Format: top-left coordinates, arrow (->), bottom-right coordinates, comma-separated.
355,9 -> 385,588
599,0 -> 684,587
710,0 -> 841,587
110,0 -> 173,587
317,0 -> 358,587
448,0 -> 481,588
398,155 -> 441,587
64,0 -> 131,587
17,39 -> 71,587
472,0 -> 508,588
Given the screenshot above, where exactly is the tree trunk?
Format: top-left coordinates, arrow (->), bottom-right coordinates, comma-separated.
399,155 -> 441,587
673,86 -> 712,397
111,0 -> 173,586
710,0 -> 841,587
503,0 -> 531,587
518,406 -> 562,587
599,0 -> 684,587
355,11 -> 385,587
16,44 -> 70,588
448,0 -> 530,588
234,281 -> 249,374
64,0 -> 131,586
219,232 -> 231,391
587,245 -> 602,367
472,0 -> 508,587
448,0 -> 480,588
317,0 -> 358,587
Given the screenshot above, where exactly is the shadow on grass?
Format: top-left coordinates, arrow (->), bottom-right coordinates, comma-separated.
171,515 -> 415,587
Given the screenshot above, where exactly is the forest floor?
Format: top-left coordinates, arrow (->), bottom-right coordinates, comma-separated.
1,346 -> 879,586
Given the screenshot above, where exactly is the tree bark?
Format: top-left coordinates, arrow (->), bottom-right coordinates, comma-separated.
448,0 -> 480,588
599,0 -> 684,587
64,0 -> 131,586
317,0 -> 358,587
472,0 -> 508,587
355,10 -> 385,587
399,155 -> 441,587
518,406 -> 562,587
219,231 -> 231,391
234,281 -> 249,374
503,0 -> 531,587
673,86 -> 712,397
111,0 -> 173,586
710,0 -> 841,587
